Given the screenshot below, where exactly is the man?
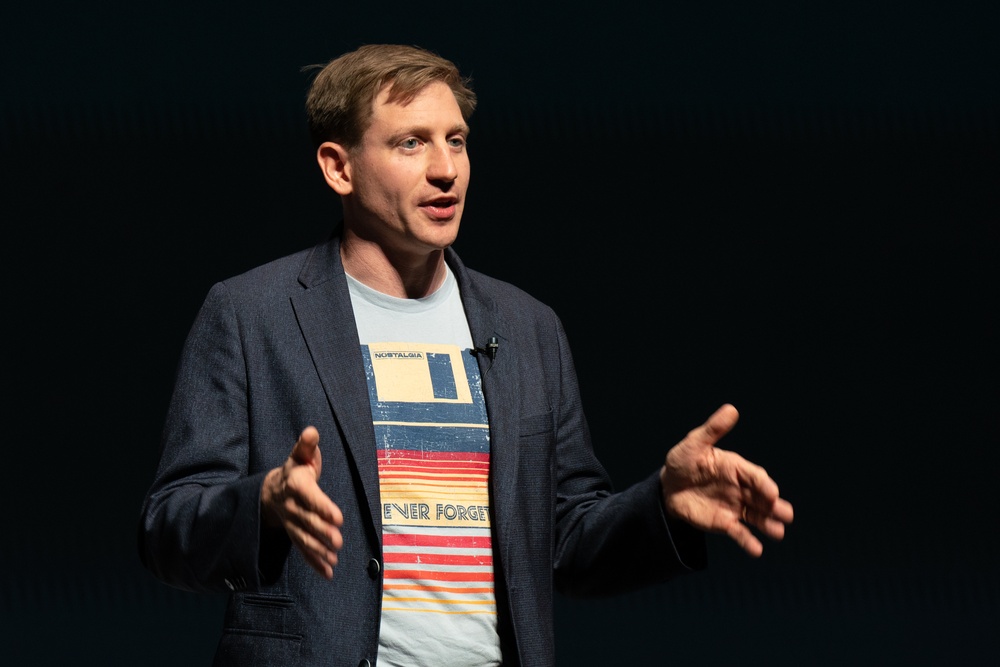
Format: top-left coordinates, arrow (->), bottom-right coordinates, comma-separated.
139,44 -> 793,667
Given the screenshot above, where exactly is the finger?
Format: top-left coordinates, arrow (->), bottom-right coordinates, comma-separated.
283,506 -> 342,561
287,524 -> 337,580
290,426 -> 321,474
739,473 -> 793,523
735,458 -> 780,507
280,479 -> 344,549
743,496 -> 794,541
694,404 -> 740,448
282,503 -> 340,550
744,506 -> 787,541
772,497 -> 795,524
300,506 -> 344,552
306,556 -> 334,580
285,467 -> 342,526
725,520 -> 764,558
760,517 -> 787,541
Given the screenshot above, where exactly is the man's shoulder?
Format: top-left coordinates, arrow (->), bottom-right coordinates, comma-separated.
463,266 -> 537,300
459,264 -> 559,321
225,247 -> 313,286
222,237 -> 338,292
198,237 -> 339,314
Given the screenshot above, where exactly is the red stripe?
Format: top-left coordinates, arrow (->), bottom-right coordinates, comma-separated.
384,534 -> 492,548
383,552 -> 493,566
379,467 -> 488,475
378,466 -> 489,480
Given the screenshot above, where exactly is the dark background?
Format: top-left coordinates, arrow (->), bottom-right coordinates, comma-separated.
2,2 -> 997,665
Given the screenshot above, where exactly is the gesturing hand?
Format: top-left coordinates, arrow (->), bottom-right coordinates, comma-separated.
660,404 -> 794,557
261,426 -> 344,579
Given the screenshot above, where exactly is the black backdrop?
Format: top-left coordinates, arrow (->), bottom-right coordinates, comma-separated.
2,2 -> 998,665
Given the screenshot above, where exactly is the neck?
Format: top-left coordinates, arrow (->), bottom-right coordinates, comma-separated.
340,229 -> 447,299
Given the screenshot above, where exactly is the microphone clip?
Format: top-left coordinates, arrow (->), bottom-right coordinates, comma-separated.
485,336 -> 499,361
473,336 -> 500,362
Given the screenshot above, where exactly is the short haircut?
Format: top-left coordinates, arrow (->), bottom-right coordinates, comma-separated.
304,44 -> 477,149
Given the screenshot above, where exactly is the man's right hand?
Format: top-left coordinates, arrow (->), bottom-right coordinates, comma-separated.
261,426 -> 344,579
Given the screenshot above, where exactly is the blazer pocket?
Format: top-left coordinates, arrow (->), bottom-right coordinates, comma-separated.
241,593 -> 295,609
215,628 -> 302,666
218,592 -> 302,659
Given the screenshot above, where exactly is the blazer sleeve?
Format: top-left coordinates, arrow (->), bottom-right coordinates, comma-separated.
137,281 -> 290,593
548,313 -> 707,597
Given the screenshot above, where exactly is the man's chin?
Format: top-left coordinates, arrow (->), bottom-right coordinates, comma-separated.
421,220 -> 461,248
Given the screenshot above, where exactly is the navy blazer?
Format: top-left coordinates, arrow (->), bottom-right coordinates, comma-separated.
139,231 -> 705,666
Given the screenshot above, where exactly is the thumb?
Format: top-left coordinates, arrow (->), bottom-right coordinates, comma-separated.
697,404 -> 739,448
290,426 -> 322,478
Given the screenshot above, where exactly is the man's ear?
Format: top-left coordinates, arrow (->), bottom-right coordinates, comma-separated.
317,141 -> 353,195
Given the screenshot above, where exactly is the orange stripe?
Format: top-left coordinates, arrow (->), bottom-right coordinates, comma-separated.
378,457 -> 490,466
381,608 -> 496,616
380,468 -> 488,476
384,570 -> 494,582
379,481 -> 487,490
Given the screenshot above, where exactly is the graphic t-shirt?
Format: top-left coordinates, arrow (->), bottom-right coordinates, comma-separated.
347,270 -> 501,667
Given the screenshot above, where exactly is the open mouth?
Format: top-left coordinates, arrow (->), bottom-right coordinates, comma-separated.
422,197 -> 459,219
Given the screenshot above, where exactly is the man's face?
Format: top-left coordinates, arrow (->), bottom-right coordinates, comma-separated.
343,80 -> 471,258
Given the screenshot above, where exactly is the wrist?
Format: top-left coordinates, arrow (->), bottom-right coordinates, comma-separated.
260,467 -> 284,528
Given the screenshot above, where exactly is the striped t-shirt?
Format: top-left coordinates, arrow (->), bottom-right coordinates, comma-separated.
348,270 -> 501,666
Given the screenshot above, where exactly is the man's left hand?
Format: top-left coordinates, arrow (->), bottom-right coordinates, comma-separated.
660,404 -> 794,557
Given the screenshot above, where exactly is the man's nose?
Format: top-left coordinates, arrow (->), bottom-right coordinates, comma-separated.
427,144 -> 458,182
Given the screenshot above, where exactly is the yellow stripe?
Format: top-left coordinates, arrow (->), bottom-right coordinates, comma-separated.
385,584 -> 494,593
382,608 -> 497,616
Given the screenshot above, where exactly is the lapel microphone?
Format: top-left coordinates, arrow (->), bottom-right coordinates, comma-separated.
474,336 -> 499,361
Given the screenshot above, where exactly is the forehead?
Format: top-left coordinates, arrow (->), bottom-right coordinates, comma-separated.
368,80 -> 466,131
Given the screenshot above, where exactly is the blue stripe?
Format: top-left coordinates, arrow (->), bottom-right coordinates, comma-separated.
375,424 -> 490,453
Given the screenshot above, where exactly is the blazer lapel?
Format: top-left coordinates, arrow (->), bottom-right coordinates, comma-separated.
290,237 -> 383,541
448,250 -> 520,575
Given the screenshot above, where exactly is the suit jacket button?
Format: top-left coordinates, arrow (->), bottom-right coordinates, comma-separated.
367,558 -> 381,579
358,660 -> 372,667
224,578 -> 235,591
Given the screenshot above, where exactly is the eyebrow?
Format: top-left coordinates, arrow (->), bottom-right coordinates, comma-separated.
386,123 -> 471,144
